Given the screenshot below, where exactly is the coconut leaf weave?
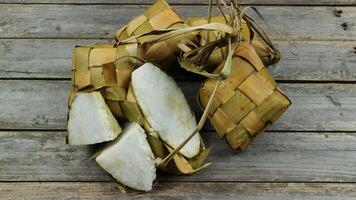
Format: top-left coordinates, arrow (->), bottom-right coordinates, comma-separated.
69,43 -> 143,119
115,0 -> 195,66
199,43 -> 291,152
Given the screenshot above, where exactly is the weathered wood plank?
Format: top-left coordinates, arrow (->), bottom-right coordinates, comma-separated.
1,0 -> 356,5
2,40 -> 356,81
0,39 -> 112,79
0,80 -> 355,132
0,5 -> 355,40
2,131 -> 356,181
0,80 -> 68,130
1,182 -> 356,200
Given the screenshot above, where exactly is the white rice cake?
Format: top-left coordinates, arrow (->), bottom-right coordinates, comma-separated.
132,63 -> 201,158
68,92 -> 121,145
95,122 -> 156,191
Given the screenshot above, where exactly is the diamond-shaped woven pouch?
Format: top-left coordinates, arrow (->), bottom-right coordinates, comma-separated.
69,44 -> 211,175
115,0 -> 195,66
69,43 -> 144,119
198,43 -> 291,152
185,15 -> 277,68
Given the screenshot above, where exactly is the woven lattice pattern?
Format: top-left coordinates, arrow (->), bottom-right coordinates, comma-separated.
70,44 -> 210,175
69,43 -> 143,119
115,0 -> 194,65
186,15 -> 275,68
199,43 -> 291,152
186,15 -> 254,50
71,45 -> 115,91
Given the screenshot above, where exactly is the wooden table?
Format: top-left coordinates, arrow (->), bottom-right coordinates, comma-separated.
1,0 -> 356,199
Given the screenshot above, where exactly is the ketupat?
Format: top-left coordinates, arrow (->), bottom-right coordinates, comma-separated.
69,0 -> 197,119
69,53 -> 209,185
198,43 -> 291,152
67,0 -> 292,191
132,63 -> 201,158
68,43 -> 143,119
173,1 -> 290,152
115,0 -> 195,66
68,92 -> 122,145
185,15 -> 279,68
95,122 -> 156,191
125,63 -> 211,174
69,44 -> 210,174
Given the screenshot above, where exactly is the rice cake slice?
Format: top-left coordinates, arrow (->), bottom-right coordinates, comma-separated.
95,122 -> 156,191
68,92 -> 121,145
131,63 -> 201,158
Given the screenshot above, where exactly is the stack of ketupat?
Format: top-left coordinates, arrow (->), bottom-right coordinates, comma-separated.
67,0 -> 291,192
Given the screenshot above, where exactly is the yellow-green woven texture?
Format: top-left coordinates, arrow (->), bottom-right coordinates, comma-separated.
199,43 -> 291,152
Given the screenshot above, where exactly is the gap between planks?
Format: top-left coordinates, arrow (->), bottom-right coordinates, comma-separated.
1,40 -> 356,81
0,81 -> 355,132
2,79 -> 356,84
2,131 -> 356,182
1,182 -> 356,200
0,5 -> 355,40
0,1 -> 356,6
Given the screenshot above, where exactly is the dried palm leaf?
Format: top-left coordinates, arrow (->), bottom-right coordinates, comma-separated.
198,43 -> 291,151
115,0 -> 195,66
68,43 -> 144,119
95,122 -> 156,191
121,3 -> 238,163
169,1 -> 290,152
185,15 -> 276,67
70,46 -> 211,174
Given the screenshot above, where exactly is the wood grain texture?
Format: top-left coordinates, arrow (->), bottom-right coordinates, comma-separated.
0,80 -> 68,130
1,182 -> 356,200
0,1 -> 355,197
0,5 -> 355,40
1,0 -> 356,5
0,80 -> 355,132
0,39 -> 112,79
2,131 -> 356,181
1,40 -> 356,81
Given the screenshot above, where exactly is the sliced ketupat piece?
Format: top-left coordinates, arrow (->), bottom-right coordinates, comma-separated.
67,92 -> 121,145
95,122 -> 156,192
131,63 -> 201,158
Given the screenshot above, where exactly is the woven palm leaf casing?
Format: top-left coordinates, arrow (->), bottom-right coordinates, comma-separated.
185,16 -> 276,68
115,0 -> 195,66
70,46 -> 210,174
69,43 -> 144,119
198,43 -> 291,152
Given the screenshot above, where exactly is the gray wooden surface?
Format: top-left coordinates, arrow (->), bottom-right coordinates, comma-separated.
0,5 -> 355,40
2,182 -> 356,200
0,0 -> 356,199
